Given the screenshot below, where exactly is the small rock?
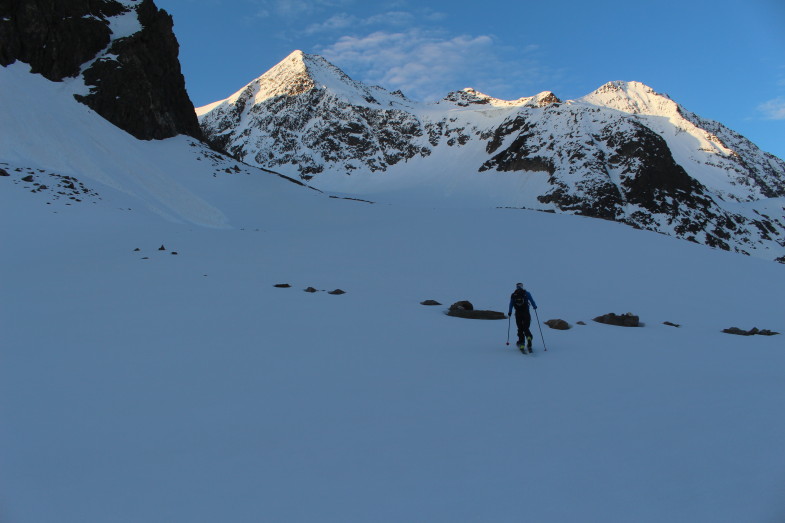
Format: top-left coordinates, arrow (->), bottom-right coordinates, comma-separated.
0,168 -> 9,176
328,289 -> 346,295
663,321 -> 681,328
577,321 -> 586,326
21,175 -> 34,182
420,300 -> 442,306
133,248 -> 141,252
171,252 -> 178,255
545,319 -> 570,330
304,287 -> 318,293
274,283 -> 292,288
158,245 -> 166,251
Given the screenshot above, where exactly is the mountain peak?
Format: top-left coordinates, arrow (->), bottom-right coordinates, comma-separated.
580,81 -> 677,116
197,50 -> 413,116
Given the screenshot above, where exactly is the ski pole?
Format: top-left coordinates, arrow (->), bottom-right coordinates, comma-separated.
506,315 -> 511,345
534,308 -> 547,352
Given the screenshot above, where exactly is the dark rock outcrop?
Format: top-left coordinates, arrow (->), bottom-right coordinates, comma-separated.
420,300 -> 442,306
0,0 -> 121,79
1,0 -> 201,140
593,312 -> 640,327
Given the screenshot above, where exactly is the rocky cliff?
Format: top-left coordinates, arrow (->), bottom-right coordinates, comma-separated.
0,0 -> 201,140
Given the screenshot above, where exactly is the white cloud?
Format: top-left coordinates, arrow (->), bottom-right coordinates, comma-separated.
304,13 -> 357,34
758,97 -> 785,120
318,28 -> 551,101
251,0 -> 355,19
304,11 -> 415,35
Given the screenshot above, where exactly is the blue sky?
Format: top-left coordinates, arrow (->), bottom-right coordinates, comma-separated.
157,0 -> 784,159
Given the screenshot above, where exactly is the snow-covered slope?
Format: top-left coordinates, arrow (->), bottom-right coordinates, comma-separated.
0,62 -> 314,228
198,51 -> 785,262
3,60 -> 785,523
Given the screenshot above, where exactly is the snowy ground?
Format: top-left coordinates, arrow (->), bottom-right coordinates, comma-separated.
2,65 -> 785,523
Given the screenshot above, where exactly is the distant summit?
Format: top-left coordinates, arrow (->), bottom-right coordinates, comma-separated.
440,88 -> 562,108
198,50 -> 785,261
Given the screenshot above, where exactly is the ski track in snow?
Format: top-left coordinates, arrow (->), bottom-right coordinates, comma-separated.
2,63 -> 785,523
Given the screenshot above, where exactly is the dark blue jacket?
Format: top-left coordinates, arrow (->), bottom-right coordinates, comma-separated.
509,289 -> 537,316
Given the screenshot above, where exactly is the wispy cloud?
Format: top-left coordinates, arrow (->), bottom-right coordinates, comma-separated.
304,11 -> 415,35
758,97 -> 785,120
251,0 -> 356,19
318,28 -> 554,101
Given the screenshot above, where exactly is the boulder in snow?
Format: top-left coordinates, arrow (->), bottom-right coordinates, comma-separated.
545,319 -> 570,330
593,312 -> 640,327
447,301 -> 505,320
449,300 -> 474,312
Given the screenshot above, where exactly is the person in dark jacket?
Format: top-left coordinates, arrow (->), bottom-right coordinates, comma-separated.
509,282 -> 537,351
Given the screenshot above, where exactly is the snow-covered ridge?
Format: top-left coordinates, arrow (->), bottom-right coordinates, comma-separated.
438,88 -> 562,109
197,51 -> 785,262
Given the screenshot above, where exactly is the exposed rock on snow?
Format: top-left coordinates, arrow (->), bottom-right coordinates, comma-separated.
420,300 -> 442,306
594,312 -> 641,327
449,300 -> 474,311
545,319 -> 571,330
447,300 -> 505,320
722,327 -> 780,336
447,309 -> 507,320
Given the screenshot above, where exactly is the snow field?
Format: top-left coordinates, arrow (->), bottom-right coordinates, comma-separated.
2,177 -> 785,522
2,61 -> 785,523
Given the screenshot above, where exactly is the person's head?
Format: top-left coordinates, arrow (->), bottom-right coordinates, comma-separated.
516,282 -> 524,290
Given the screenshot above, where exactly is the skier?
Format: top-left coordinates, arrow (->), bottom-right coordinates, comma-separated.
508,282 -> 537,352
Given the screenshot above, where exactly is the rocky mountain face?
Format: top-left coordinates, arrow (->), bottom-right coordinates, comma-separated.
198,51 -> 785,262
0,0 -> 201,140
